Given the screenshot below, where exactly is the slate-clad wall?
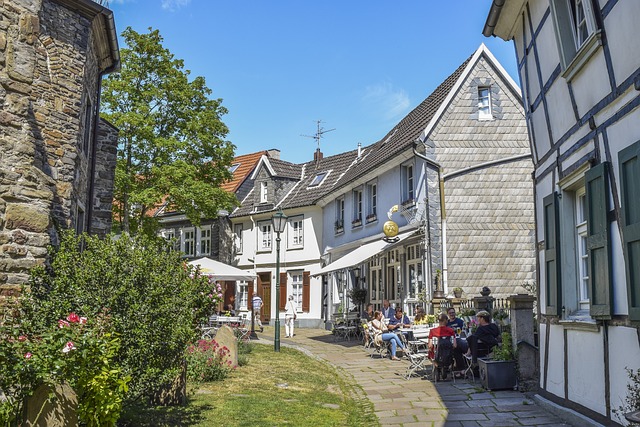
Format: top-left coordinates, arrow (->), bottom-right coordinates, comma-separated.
430,57 -> 535,298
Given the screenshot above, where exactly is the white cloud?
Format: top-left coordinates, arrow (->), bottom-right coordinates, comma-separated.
161,0 -> 191,11
361,82 -> 411,121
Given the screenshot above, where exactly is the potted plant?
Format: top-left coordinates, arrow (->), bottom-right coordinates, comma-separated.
452,287 -> 463,298
477,331 -> 517,391
348,288 -> 367,312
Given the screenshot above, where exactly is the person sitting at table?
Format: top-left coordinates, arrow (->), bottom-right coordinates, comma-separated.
413,307 -> 428,325
446,307 -> 465,332
223,304 -> 235,317
371,311 -> 406,360
388,307 -> 412,341
427,313 -> 457,359
361,303 -> 375,322
381,299 -> 394,319
454,310 -> 500,367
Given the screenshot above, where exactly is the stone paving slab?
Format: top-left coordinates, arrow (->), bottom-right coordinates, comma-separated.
258,327 -> 578,426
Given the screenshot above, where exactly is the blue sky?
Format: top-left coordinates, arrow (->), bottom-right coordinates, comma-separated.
108,0 -> 519,164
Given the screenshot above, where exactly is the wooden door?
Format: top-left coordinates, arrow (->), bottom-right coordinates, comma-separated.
259,273 -> 271,323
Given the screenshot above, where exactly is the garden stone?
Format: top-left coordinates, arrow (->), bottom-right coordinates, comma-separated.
215,325 -> 238,367
24,383 -> 77,427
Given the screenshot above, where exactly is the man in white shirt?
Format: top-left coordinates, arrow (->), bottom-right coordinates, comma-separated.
381,299 -> 394,319
284,295 -> 297,338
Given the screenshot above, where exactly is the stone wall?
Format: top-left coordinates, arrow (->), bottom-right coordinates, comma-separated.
90,118 -> 117,238
0,0 -> 118,294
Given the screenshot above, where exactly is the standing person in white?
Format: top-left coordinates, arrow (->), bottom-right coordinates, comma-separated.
252,294 -> 263,333
284,295 -> 297,338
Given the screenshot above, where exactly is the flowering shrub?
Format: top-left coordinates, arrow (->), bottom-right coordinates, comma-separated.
24,230 -> 223,408
0,311 -> 129,427
185,339 -> 234,383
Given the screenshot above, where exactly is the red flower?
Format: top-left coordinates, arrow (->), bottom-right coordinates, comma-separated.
18,335 -> 27,342
67,312 -> 80,323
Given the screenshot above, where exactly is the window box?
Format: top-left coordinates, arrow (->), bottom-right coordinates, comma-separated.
401,198 -> 415,208
351,217 -> 362,228
366,214 -> 377,223
334,220 -> 344,234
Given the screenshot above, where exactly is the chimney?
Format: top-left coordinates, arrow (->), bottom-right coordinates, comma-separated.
267,149 -> 280,160
357,142 -> 362,158
314,148 -> 323,162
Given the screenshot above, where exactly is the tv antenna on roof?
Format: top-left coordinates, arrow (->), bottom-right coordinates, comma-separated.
301,120 -> 335,151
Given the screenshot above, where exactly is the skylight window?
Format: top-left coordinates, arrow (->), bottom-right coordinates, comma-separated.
309,171 -> 327,187
229,163 -> 240,173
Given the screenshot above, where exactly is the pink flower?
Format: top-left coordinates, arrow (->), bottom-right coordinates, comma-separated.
79,317 -> 87,324
58,319 -> 70,328
62,341 -> 76,353
66,312 -> 80,323
18,335 -> 27,342
24,352 -> 32,359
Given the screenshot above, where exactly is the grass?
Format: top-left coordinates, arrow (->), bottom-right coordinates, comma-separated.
119,342 -> 378,427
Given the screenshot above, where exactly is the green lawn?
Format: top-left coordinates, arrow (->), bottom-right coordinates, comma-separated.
119,342 -> 379,427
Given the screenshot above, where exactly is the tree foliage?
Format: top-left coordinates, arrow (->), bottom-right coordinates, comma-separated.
101,27 -> 237,234
24,231 -> 222,406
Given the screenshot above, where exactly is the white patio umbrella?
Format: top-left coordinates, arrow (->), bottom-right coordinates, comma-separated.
187,257 -> 256,281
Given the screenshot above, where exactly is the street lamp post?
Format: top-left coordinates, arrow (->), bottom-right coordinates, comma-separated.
272,209 -> 288,352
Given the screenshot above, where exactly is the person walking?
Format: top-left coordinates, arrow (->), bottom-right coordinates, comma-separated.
252,293 -> 264,333
284,295 -> 297,338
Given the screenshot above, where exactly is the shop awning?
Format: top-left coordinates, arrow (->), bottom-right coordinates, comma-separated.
187,257 -> 257,281
314,230 -> 416,276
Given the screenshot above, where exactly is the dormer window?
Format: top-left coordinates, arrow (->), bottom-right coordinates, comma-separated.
260,181 -> 268,203
478,86 -> 492,120
309,171 -> 327,187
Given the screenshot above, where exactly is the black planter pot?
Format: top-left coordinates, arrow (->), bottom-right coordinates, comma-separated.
478,358 -> 517,390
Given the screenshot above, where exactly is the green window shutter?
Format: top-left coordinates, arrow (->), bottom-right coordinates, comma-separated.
619,141 -> 640,321
543,193 -> 561,316
585,162 -> 612,319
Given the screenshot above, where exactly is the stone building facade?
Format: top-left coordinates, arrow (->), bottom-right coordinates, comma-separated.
0,0 -> 119,296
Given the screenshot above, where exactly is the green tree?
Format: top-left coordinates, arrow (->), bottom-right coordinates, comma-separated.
102,27 -> 237,235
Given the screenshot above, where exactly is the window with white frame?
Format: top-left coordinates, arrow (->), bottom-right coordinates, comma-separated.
550,0 -> 600,75
291,271 -> 303,311
401,163 -> 414,204
161,229 -> 176,250
367,181 -> 377,221
369,256 -> 382,304
199,226 -> 211,256
335,196 -> 345,232
229,163 -> 240,173
182,228 -> 195,257
238,281 -> 248,310
406,244 -> 424,300
260,181 -> 268,203
352,188 -> 363,225
549,162 -> 613,320
288,215 -> 303,248
575,188 -> 589,309
478,87 -> 492,120
386,249 -> 400,301
258,220 -> 272,251
234,223 -> 243,254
